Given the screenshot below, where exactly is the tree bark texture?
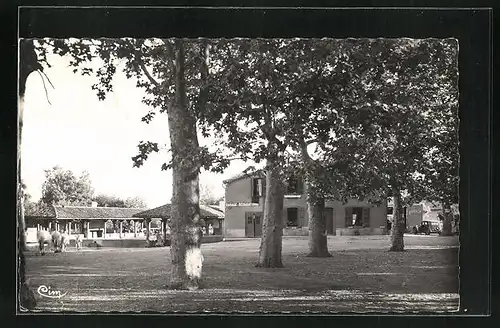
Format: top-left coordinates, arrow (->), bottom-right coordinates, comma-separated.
167,40 -> 203,290
256,158 -> 285,268
389,187 -> 405,251
440,202 -> 453,236
18,39 -> 40,311
298,139 -> 331,257
307,197 -> 331,257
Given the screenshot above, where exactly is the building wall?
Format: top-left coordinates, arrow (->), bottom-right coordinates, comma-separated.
224,176 -> 388,237
224,205 -> 263,237
225,177 -> 255,203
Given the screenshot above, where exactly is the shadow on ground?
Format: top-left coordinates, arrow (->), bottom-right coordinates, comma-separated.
23,235 -> 459,313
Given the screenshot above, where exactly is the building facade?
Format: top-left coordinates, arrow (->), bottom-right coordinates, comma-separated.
223,170 -> 388,238
25,202 -> 148,242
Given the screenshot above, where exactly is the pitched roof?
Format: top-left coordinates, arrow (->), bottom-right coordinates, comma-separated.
222,167 -> 265,184
133,204 -> 224,219
54,206 -> 146,219
25,203 -> 56,218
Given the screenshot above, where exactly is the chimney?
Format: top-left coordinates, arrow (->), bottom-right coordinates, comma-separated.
91,201 -> 98,208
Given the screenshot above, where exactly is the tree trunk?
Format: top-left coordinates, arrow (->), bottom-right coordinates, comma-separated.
18,39 -> 40,310
167,40 -> 203,290
298,138 -> 331,258
306,196 -> 331,257
256,158 -> 285,268
440,202 -> 453,236
389,187 -> 405,251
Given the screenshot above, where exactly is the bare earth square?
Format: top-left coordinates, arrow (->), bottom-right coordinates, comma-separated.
24,235 -> 459,313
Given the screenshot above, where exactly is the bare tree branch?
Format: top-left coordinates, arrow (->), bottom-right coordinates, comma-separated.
135,51 -> 160,87
37,71 -> 52,105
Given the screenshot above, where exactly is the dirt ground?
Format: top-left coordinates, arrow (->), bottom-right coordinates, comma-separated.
22,234 -> 459,313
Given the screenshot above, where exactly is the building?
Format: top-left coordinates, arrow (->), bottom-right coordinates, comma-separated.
223,169 -> 388,238
24,202 -> 147,242
133,203 -> 225,244
133,203 -> 225,235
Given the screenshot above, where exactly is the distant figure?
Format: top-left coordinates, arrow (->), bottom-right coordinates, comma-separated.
155,231 -> 162,247
386,219 -> 392,235
59,231 -> 70,252
208,224 -> 214,235
75,234 -> 83,250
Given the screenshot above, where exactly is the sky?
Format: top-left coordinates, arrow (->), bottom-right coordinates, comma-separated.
21,53 -> 255,208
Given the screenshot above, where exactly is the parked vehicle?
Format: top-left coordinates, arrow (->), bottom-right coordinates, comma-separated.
412,221 -> 441,235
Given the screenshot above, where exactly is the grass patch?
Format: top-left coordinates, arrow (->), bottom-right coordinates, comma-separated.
24,235 -> 459,313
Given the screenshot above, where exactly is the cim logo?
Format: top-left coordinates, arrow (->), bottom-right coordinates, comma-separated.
37,285 -> 67,299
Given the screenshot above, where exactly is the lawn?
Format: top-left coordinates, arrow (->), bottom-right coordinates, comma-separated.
23,235 -> 459,313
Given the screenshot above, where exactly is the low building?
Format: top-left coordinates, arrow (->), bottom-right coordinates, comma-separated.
25,202 -> 147,241
133,203 -> 225,244
223,169 -> 388,238
133,204 -> 225,236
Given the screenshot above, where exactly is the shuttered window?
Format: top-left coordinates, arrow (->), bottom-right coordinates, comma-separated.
362,207 -> 370,227
345,207 -> 366,227
251,178 -> 261,203
286,176 -> 304,195
298,207 -> 306,227
286,208 -> 299,227
345,207 -> 353,227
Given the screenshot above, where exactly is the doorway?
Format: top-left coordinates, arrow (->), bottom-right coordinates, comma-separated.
245,212 -> 263,237
325,207 -> 335,235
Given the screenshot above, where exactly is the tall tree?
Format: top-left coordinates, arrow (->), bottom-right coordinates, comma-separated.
199,183 -> 223,205
282,39 -> 362,257
95,194 -> 148,208
18,39 -> 43,310
202,39 -> 316,267
94,194 -> 126,207
321,38 -> 459,251
124,196 -> 148,208
413,40 -> 459,236
32,37 -> 228,289
41,166 -> 95,206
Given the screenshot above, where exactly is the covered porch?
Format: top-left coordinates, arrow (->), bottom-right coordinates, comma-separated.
133,204 -> 225,246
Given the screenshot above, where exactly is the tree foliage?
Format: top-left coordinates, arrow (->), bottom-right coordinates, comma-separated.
41,166 -> 95,206
94,194 -> 148,208
199,184 -> 223,205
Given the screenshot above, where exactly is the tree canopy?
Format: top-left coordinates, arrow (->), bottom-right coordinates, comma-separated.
94,194 -> 148,208
41,166 -> 95,206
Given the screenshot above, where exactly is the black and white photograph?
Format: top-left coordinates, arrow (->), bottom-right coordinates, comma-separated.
15,7 -> 484,315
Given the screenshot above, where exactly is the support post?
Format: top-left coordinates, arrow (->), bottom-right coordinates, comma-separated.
119,220 -> 123,239
103,220 -> 106,239
133,220 -> 137,237
162,219 -> 167,245
85,221 -> 90,239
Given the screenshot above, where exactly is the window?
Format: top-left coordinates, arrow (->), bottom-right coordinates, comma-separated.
287,208 -> 299,227
286,176 -> 303,195
251,178 -> 263,203
345,207 -> 368,227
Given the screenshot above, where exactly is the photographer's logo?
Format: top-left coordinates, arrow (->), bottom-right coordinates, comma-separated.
37,285 -> 67,299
